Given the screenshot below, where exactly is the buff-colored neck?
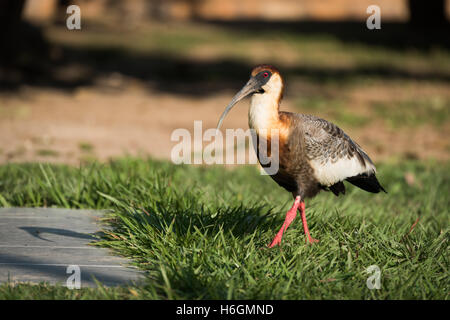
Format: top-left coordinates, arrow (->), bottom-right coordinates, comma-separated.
248,92 -> 280,132
248,73 -> 283,133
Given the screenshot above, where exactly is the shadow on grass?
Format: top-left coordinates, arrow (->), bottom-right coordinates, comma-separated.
201,19 -> 450,51
109,203 -> 277,241
1,20 -> 449,95
101,203 -> 282,298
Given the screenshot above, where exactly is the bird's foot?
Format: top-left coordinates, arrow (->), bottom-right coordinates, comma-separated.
306,237 -> 319,244
267,196 -> 301,248
268,231 -> 283,248
299,202 -> 319,244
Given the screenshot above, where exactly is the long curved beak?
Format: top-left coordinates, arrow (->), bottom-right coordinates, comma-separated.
216,77 -> 260,130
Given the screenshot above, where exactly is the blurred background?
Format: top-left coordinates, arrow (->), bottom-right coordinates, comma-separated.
0,0 -> 449,165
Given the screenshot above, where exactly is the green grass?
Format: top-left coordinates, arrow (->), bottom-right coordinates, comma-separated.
296,95 -> 450,128
78,142 -> 95,153
295,96 -> 371,127
372,97 -> 450,128
46,21 -> 450,87
35,149 -> 60,157
0,158 -> 448,299
0,282 -> 143,300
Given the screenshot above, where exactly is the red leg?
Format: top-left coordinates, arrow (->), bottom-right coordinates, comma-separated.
299,202 -> 319,244
268,196 -> 301,248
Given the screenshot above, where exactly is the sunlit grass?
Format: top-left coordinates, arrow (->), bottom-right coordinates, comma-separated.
35,149 -> 60,157
372,97 -> 450,128
1,19 -> 449,299
295,96 -> 371,128
295,94 -> 450,128
0,158 -> 448,299
45,21 -> 450,84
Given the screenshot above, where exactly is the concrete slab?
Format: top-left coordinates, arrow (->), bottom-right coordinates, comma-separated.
0,207 -> 144,287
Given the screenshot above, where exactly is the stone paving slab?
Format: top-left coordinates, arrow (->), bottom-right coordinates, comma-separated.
0,207 -> 144,287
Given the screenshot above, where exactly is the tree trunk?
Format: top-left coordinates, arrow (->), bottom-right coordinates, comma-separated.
409,0 -> 447,27
0,0 -> 26,66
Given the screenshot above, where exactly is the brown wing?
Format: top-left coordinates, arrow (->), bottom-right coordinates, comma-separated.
298,114 -> 382,191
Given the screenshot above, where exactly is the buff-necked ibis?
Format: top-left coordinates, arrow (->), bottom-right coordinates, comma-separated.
217,65 -> 386,247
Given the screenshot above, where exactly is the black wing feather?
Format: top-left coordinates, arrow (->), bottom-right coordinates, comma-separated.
329,181 -> 346,196
346,173 -> 387,194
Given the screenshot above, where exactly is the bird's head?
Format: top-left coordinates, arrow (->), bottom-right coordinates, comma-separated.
217,64 -> 284,130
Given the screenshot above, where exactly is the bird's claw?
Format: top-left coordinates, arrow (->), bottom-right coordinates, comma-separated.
268,234 -> 283,248
306,237 -> 319,244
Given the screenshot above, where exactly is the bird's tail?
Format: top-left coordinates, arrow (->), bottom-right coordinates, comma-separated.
346,173 -> 387,193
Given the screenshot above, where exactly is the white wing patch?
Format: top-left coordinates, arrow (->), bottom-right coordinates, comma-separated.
310,154 -> 376,187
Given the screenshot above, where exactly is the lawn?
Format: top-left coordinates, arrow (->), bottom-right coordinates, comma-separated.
1,17 -> 449,300
0,158 -> 448,299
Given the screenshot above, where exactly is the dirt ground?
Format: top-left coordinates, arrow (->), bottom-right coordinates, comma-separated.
2,18 -> 449,166
0,75 -> 448,166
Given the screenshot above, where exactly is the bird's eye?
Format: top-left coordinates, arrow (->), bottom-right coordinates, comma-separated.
263,72 -> 269,78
